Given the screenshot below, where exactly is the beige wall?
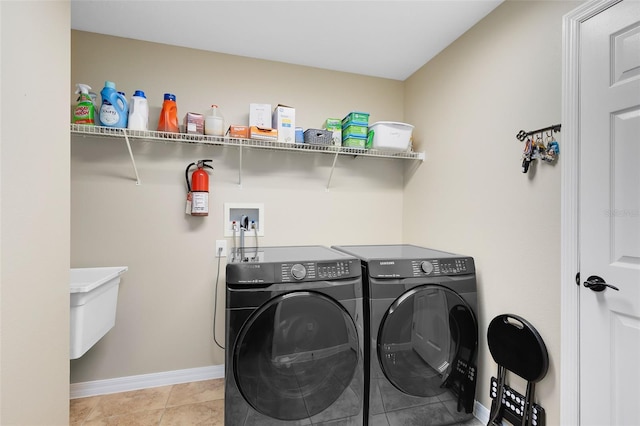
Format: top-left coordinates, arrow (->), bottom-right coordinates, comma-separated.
70,31 -> 407,382
0,1 -> 70,425
403,1 -> 581,424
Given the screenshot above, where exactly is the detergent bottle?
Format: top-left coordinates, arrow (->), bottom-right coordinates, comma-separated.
158,93 -> 179,133
99,81 -> 128,128
204,105 -> 224,136
127,90 -> 149,131
72,83 -> 96,125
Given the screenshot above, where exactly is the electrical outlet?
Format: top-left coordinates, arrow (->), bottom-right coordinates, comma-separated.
215,240 -> 227,257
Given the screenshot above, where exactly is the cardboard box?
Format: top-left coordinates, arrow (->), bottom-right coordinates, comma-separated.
227,125 -> 249,139
183,112 -> 204,135
272,104 -> 295,143
249,103 -> 272,128
249,126 -> 278,141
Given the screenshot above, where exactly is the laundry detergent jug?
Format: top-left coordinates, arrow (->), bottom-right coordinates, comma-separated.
204,105 -> 224,136
158,93 -> 179,133
127,90 -> 149,131
99,81 -> 128,128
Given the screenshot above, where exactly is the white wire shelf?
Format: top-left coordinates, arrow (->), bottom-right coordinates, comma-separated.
70,124 -> 425,188
70,124 -> 425,160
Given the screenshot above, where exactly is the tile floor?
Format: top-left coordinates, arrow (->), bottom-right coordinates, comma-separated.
69,378 -> 484,425
69,379 -> 224,425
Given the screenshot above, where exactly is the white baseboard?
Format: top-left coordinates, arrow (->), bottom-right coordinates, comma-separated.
474,399 -> 491,425
475,399 -> 506,425
70,364 -> 225,399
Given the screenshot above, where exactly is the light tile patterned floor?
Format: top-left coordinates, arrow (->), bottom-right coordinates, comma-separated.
70,378 -> 484,425
69,379 -> 224,425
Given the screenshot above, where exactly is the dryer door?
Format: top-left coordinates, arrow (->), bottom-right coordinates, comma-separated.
377,285 -> 477,402
233,290 -> 359,421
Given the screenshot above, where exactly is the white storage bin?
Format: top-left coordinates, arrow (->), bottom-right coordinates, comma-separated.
368,121 -> 414,152
70,266 -> 127,359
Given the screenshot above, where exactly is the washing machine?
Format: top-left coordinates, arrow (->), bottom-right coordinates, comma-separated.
225,245 -> 365,425
333,244 -> 478,426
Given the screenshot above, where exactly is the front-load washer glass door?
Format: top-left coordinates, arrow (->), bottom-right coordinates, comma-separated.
377,285 -> 477,400
234,291 -> 359,421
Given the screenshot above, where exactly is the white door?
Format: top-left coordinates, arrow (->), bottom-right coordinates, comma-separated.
580,1 -> 640,425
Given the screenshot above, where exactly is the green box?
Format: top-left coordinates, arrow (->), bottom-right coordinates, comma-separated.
342,124 -> 368,138
342,111 -> 369,127
324,118 -> 341,130
324,118 -> 342,146
342,137 -> 366,148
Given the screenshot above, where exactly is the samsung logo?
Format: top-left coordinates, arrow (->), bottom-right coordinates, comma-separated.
379,261 -> 395,265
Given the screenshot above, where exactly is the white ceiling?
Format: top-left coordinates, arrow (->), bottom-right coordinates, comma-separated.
71,0 -> 503,81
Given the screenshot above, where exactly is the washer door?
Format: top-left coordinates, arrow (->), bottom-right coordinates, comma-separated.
377,285 -> 477,397
234,291 -> 359,420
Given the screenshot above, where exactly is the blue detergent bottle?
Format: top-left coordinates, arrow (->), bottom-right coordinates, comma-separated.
99,81 -> 129,128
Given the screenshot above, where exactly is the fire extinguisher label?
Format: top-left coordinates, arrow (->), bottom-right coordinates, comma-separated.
192,192 -> 209,214
186,192 -> 193,215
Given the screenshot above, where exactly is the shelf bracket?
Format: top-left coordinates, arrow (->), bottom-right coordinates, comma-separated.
122,129 -> 141,185
326,149 -> 340,191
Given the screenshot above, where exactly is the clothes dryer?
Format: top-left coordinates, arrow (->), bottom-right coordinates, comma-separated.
225,245 -> 365,425
333,244 -> 478,426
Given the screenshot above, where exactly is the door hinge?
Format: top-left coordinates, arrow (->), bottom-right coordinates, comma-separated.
575,272 -> 580,286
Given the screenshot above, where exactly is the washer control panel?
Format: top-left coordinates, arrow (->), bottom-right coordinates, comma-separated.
368,257 -> 474,278
281,260 -> 357,282
411,258 -> 471,276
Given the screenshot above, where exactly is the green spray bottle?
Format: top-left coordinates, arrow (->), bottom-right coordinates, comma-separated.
72,83 -> 96,125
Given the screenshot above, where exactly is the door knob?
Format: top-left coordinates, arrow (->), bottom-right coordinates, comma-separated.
583,275 -> 619,292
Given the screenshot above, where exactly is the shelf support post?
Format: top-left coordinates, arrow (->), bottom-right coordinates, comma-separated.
326,149 -> 340,191
122,129 -> 141,185
238,143 -> 243,188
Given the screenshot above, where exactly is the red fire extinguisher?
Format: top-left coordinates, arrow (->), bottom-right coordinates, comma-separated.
185,159 -> 213,216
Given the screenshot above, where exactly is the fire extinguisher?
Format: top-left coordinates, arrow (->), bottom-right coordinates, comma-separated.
185,159 -> 213,216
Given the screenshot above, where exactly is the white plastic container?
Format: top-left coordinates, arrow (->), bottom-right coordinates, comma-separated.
127,90 -> 149,131
368,121 -> 414,152
204,105 -> 224,136
70,266 -> 128,359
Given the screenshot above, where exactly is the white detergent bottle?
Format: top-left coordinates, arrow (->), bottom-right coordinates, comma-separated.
127,90 -> 149,131
204,104 -> 224,136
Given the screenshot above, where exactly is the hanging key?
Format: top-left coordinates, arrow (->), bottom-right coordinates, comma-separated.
521,138 -> 533,173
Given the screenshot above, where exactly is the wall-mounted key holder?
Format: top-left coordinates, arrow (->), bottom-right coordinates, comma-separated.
516,124 -> 560,174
